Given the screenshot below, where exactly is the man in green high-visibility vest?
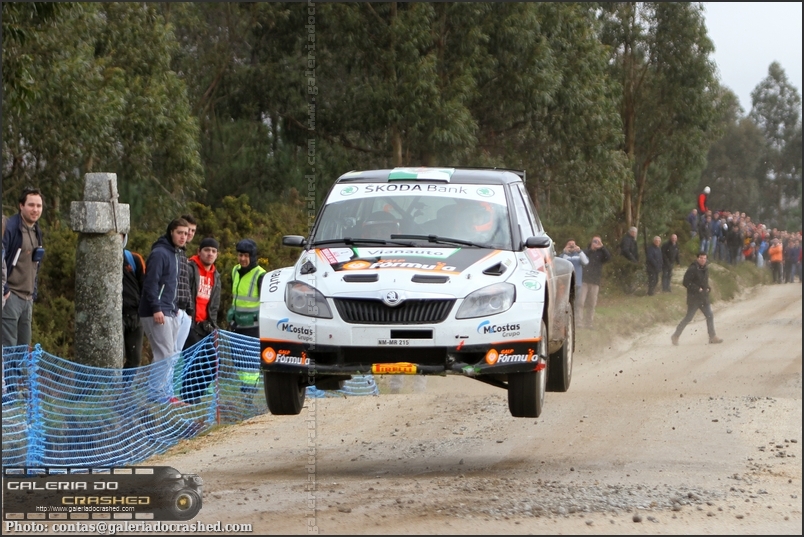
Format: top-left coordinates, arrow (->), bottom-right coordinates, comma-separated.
227,239 -> 266,339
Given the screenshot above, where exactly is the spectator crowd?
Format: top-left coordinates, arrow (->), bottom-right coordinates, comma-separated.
559,190 -> 801,339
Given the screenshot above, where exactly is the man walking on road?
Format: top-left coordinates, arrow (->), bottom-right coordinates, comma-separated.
671,252 -> 723,346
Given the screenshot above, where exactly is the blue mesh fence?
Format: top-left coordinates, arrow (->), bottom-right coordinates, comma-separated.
2,331 -> 378,467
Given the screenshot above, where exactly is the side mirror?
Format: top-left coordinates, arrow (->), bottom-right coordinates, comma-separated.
282,235 -> 307,247
524,235 -> 551,249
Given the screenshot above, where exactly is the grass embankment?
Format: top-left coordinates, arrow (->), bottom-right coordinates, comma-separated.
577,259 -> 773,351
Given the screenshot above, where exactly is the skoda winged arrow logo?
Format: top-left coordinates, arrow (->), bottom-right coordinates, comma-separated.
476,187 -> 494,197
382,291 -> 403,307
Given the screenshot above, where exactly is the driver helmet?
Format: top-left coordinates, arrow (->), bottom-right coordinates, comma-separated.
361,210 -> 399,238
456,201 -> 494,236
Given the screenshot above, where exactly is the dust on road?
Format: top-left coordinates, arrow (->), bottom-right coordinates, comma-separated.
151,283 -> 802,535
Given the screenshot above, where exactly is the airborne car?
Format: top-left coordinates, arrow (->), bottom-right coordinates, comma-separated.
259,167 -> 575,418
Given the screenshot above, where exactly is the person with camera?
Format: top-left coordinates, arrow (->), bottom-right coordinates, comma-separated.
579,236 -> 611,329
671,252 -> 723,346
180,237 -> 221,404
2,187 -> 45,348
559,239 -> 588,311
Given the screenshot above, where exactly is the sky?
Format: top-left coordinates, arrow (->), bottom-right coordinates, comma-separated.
703,2 -> 803,116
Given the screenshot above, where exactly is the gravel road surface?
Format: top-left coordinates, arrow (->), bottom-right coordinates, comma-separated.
151,283 -> 802,534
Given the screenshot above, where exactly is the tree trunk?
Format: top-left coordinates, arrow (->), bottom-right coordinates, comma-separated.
620,3 -> 637,230
392,126 -> 403,166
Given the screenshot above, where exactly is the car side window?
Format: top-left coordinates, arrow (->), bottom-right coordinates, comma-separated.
516,183 -> 542,233
510,184 -> 535,241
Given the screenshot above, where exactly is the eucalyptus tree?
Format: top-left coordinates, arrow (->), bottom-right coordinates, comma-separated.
1,3 -> 201,229
313,3 -> 625,227
162,2 -> 330,209
313,2 -> 485,167
749,62 -> 802,228
598,2 -> 719,232
698,88 -> 765,218
469,2 -> 626,226
1,2 -> 68,115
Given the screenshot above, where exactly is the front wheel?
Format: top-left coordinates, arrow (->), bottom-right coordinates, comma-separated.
547,302 -> 573,392
264,373 -> 306,415
507,320 -> 547,418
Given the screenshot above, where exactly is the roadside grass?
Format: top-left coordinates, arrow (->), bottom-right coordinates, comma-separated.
578,259 -> 772,351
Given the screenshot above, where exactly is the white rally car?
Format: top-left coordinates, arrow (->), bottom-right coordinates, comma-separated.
259,167 -> 575,418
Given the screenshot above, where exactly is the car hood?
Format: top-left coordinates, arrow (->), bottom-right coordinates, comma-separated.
295,246 -> 520,298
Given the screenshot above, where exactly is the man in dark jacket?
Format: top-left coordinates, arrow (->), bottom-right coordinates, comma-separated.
725,220 -> 742,265
671,252 -> 723,346
181,237 -> 221,404
646,235 -> 663,296
139,217 -> 190,405
579,236 -> 611,329
660,234 -> 680,292
620,226 -> 639,263
122,233 -> 146,369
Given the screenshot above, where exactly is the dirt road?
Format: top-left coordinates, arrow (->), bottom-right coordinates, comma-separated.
152,283 -> 802,534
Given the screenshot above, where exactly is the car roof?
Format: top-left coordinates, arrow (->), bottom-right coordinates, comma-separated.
336,167 -> 525,185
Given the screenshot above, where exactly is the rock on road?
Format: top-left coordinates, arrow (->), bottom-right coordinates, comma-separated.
151,283 -> 802,535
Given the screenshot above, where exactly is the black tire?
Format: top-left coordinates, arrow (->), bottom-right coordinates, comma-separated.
264,373 -> 306,415
507,320 -> 547,418
170,489 -> 202,520
547,302 -> 574,392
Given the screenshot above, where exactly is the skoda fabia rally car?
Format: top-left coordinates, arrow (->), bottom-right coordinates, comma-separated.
259,167 -> 575,418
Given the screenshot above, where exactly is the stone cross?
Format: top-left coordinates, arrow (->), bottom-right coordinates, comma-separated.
70,173 -> 130,368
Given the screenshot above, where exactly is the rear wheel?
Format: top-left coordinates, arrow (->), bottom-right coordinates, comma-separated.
547,303 -> 574,392
507,320 -> 547,418
264,373 -> 306,415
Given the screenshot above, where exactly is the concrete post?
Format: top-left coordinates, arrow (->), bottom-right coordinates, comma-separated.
70,173 -> 130,368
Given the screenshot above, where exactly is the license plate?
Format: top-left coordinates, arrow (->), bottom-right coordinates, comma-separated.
377,339 -> 410,346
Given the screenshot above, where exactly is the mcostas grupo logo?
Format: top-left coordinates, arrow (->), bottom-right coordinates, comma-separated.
276,318 -> 314,341
476,320 -> 521,337
2,467 -> 203,521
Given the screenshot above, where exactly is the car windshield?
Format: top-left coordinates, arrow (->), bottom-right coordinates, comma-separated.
311,183 -> 513,250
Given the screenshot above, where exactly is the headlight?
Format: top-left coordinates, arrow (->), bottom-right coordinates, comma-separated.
455,283 -> 515,319
285,281 -> 333,319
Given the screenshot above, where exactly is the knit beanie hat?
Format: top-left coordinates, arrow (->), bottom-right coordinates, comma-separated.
199,237 -> 219,250
236,238 -> 258,266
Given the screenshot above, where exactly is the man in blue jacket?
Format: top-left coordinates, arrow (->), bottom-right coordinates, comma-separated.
139,217 -> 189,405
2,187 -> 45,348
